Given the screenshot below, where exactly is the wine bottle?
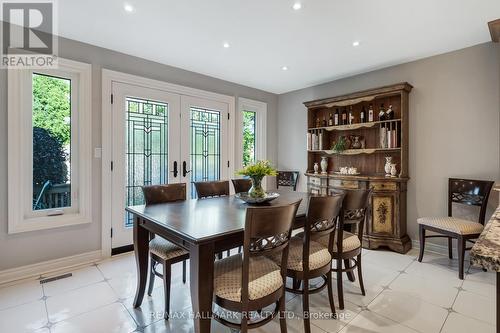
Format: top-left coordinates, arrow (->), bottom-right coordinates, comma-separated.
386,104 -> 394,120
360,106 -> 366,123
316,117 -> 321,128
342,108 -> 347,125
348,106 -> 354,124
334,108 -> 339,125
328,113 -> 333,126
322,116 -> 327,127
378,104 -> 386,122
368,104 -> 374,122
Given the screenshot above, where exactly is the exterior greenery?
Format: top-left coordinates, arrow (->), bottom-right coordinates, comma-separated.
32,127 -> 68,186
242,111 -> 256,167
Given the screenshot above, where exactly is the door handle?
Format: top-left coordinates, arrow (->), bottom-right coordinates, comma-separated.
182,161 -> 191,177
170,161 -> 178,178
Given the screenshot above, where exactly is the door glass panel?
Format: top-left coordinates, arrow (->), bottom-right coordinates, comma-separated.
32,73 -> 72,211
190,107 -> 221,198
125,97 -> 168,227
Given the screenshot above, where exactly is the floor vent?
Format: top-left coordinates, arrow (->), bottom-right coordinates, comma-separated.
40,273 -> 73,284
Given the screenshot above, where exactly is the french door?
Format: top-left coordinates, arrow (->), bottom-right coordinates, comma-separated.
110,82 -> 230,249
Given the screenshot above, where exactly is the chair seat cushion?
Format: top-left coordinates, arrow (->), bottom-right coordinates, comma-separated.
417,217 -> 484,235
214,254 -> 283,302
295,231 -> 361,253
270,237 -> 331,271
149,237 -> 188,260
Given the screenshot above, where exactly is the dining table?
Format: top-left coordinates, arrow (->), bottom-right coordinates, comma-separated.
126,190 -> 309,333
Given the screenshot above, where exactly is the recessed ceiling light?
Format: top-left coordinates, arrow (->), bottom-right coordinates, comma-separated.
292,2 -> 302,10
352,41 -> 360,47
124,3 -> 134,13
281,66 -> 289,71
223,42 -> 230,48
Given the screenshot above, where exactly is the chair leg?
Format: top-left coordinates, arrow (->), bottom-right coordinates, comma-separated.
357,254 -> 366,296
448,237 -> 453,259
241,311 -> 248,333
163,262 -> 171,320
344,259 -> 355,282
293,278 -> 301,290
326,270 -> 336,316
226,250 -> 231,257
458,236 -> 465,280
238,246 -> 242,254
336,258 -> 344,310
147,258 -> 156,296
418,225 -> 426,262
182,260 -> 187,284
279,297 -> 287,333
302,277 -> 311,333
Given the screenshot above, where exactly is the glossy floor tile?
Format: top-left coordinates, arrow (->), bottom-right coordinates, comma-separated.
0,248 -> 495,333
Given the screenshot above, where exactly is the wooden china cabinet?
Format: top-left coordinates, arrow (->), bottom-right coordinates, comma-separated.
304,83 -> 413,253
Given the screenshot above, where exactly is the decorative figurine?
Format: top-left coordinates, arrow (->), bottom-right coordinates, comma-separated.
313,162 -> 319,174
320,157 -> 328,174
384,156 -> 393,176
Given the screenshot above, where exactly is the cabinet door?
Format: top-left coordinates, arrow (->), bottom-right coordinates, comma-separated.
371,193 -> 395,235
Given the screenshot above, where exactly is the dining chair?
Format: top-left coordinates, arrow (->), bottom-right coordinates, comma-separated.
141,183 -> 190,320
276,171 -> 300,191
194,180 -> 230,198
418,178 -> 494,279
278,194 -> 344,333
232,178 -> 252,193
212,200 -> 302,333
326,188 -> 372,310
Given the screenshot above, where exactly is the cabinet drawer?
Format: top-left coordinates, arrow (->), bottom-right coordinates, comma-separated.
330,179 -> 359,189
370,181 -> 397,191
308,177 -> 327,186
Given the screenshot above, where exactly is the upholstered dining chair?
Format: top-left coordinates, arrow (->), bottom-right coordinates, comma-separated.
231,178 -> 252,193
418,178 -> 494,279
327,188 -> 372,310
276,171 -> 300,191
141,183 -> 189,320
279,194 -> 344,333
194,180 -> 230,198
212,200 -> 302,333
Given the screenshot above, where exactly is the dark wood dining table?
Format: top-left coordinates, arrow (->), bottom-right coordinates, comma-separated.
126,191 -> 309,333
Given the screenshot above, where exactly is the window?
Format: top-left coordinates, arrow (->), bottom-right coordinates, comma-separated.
8,58 -> 92,233
237,98 -> 267,169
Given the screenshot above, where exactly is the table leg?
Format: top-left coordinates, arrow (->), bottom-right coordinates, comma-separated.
133,216 -> 149,308
190,242 -> 215,333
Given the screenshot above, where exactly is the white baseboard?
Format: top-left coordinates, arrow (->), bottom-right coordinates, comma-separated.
0,250 -> 103,286
411,239 -> 452,256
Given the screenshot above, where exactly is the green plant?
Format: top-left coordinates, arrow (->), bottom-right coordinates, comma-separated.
332,136 -> 348,153
236,160 -> 277,178
32,127 -> 68,188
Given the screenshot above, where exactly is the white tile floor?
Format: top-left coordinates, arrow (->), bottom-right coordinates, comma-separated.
0,248 -> 495,333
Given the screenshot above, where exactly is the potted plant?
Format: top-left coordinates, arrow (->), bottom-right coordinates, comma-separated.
236,160 -> 277,198
331,136 -> 348,154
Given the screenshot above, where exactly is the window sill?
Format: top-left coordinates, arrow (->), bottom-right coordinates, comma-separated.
8,213 -> 92,234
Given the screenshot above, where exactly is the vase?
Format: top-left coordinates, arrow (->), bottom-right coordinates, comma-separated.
384,156 -> 392,176
248,176 -> 265,198
390,163 -> 398,177
320,156 -> 328,174
313,162 -> 319,174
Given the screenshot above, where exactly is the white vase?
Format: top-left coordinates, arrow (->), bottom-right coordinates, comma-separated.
313,162 -> 319,174
320,157 -> 328,174
384,156 -> 392,176
390,163 -> 398,177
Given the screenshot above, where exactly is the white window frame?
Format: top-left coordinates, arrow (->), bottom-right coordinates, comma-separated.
236,97 -> 267,171
8,58 -> 92,233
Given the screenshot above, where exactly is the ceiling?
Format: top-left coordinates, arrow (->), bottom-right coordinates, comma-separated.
58,0 -> 500,94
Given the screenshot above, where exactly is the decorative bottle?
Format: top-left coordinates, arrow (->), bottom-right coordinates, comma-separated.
368,104 -> 374,122
320,156 -> 328,174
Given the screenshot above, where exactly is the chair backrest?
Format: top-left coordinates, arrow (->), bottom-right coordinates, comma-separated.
330,188 -> 372,254
241,200 -> 302,305
302,194 -> 344,271
194,180 -> 230,199
231,178 -> 252,193
141,183 -> 186,205
276,171 -> 300,191
448,178 -> 494,224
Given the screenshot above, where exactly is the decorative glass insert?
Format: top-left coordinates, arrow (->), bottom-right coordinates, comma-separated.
125,97 -> 168,227
242,110 -> 256,167
32,73 -> 72,211
190,107 -> 221,198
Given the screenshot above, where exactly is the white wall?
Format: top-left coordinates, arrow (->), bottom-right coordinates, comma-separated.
0,36 -> 278,271
277,42 -> 500,248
